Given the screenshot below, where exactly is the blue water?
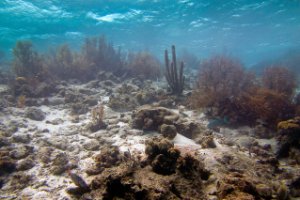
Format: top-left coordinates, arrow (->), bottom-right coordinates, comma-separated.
0,0 -> 300,65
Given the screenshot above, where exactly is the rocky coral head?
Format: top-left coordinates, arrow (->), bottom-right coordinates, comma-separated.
177,154 -> 210,180
131,106 -> 179,131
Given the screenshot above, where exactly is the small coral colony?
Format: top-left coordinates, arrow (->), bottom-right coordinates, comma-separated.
0,35 -> 300,199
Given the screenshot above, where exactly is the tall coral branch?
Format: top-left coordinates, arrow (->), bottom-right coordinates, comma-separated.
164,45 -> 185,95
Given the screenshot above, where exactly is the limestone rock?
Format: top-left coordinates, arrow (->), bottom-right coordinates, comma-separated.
159,124 -> 177,139
25,107 -> 46,121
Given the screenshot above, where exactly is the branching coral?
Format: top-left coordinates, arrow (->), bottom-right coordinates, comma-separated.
164,45 -> 185,95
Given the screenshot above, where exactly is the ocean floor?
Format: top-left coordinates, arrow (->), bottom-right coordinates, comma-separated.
0,75 -> 300,200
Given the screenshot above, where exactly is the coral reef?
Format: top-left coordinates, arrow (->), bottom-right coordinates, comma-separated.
164,45 -> 185,95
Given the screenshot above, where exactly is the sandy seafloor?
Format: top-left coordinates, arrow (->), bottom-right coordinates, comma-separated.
0,79 -> 299,200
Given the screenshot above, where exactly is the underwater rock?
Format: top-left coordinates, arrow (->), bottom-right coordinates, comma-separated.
145,137 -> 180,175
46,118 -> 64,125
159,124 -> 177,139
177,154 -> 210,180
197,134 -> 217,149
135,88 -> 159,105
83,139 -> 100,151
47,97 -> 65,106
12,133 -> 31,144
66,171 -> 90,196
0,150 -> 16,175
235,136 -> 257,150
108,94 -> 138,112
217,173 -> 259,199
145,137 -> 174,159
276,117 -> 300,159
25,107 -> 46,121
288,148 -> 300,164
10,172 -> 32,190
86,146 -> 125,175
16,156 -> 35,171
0,137 -> 10,147
10,145 -> 33,159
46,137 -> 68,150
289,176 -> 300,198
256,184 -> 273,199
71,102 -> 89,115
131,106 -> 179,131
50,152 -> 69,175
37,146 -> 53,165
254,123 -> 273,139
175,121 -> 204,139
33,82 -> 57,97
86,121 -> 107,132
151,147 -> 180,175
277,117 -> 300,131
64,91 -> 81,104
116,83 -> 139,94
11,78 -> 33,97
83,96 -> 98,107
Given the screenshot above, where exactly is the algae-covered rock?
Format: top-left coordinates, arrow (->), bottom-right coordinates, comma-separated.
86,145 -> 125,175
276,117 -> 300,159
217,173 -> 259,199
50,152 -> 69,175
10,145 -> 33,159
83,139 -> 100,151
131,106 -> 179,131
278,117 -> 300,130
108,94 -> 138,112
159,124 -> 177,139
175,121 -> 204,139
12,133 -> 31,144
177,154 -> 210,180
151,147 -> 180,175
78,137 -> 209,200
25,107 -> 46,121
16,156 -> 35,171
